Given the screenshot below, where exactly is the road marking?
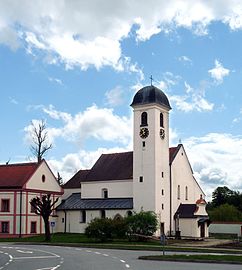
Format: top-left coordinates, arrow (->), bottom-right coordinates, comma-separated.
75,248 -> 82,251
13,255 -> 58,260
35,266 -> 60,270
95,251 -> 101,255
125,264 -> 130,268
85,250 -> 92,253
17,249 -> 33,254
102,254 -> 109,257
120,259 -> 126,263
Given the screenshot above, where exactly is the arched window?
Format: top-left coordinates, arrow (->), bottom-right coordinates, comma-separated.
185,186 -> 188,200
160,113 -> 164,127
102,188 -> 108,198
114,214 -> 122,220
141,112 -> 148,126
127,210 -> 133,217
177,185 -> 180,200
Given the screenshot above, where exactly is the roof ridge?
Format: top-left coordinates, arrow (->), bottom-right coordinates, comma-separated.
0,161 -> 38,167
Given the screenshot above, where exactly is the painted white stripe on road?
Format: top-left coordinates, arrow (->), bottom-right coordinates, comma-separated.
125,264 -> 130,268
17,249 -> 33,254
120,259 -> 126,263
13,255 -> 58,260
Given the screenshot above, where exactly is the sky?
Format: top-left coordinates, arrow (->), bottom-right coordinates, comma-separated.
1,0 -> 242,199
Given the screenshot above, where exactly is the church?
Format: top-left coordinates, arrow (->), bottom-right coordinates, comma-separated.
57,85 -> 210,238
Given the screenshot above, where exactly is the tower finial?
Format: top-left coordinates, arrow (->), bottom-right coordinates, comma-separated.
150,75 -> 153,86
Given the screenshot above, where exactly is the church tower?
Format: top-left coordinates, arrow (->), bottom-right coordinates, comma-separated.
131,85 -> 172,234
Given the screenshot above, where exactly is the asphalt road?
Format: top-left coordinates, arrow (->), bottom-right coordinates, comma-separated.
0,244 -> 241,270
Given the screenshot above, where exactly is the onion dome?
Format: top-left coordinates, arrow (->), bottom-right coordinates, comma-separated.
131,85 -> 171,110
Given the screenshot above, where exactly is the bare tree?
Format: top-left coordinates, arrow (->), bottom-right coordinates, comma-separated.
30,120 -> 52,163
30,194 -> 58,241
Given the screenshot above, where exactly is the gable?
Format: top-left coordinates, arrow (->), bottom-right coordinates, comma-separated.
24,160 -> 63,193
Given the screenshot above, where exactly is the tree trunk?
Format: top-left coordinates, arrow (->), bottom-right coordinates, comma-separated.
44,217 -> 51,241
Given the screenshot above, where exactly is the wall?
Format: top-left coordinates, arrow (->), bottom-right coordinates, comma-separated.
56,209 -> 129,233
209,222 -> 242,236
81,180 -> 132,199
25,161 -> 62,193
171,146 -> 205,231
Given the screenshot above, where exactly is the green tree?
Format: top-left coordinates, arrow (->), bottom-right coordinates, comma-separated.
30,194 -> 58,241
208,204 -> 242,222
212,186 -> 234,207
126,211 -> 158,241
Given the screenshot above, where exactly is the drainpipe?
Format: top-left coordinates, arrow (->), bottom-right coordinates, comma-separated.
64,210 -> 67,233
19,190 -> 22,238
169,164 -> 172,236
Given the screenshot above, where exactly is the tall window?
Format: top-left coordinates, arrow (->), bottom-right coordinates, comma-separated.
102,188 -> 108,198
160,113 -> 164,127
1,199 -> 10,212
177,185 -> 181,200
141,112 -> 148,126
30,221 -> 37,233
30,203 -> 36,213
80,210 -> 86,223
101,210 -> 106,219
185,186 -> 188,200
1,221 -> 9,233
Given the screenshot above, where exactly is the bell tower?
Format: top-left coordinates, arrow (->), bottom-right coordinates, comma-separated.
131,85 -> 172,234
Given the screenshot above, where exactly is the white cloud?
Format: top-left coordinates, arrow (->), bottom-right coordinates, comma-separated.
48,77 -> 63,85
0,1 -> 242,70
25,104 -> 133,147
208,60 -> 230,83
170,81 -> 214,112
178,55 -> 192,64
105,86 -> 124,107
184,133 -> 242,199
48,146 -> 132,183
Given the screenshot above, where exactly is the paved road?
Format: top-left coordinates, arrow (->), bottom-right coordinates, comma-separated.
0,244 -> 241,270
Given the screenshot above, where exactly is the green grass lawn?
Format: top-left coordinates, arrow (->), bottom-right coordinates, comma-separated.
139,254 -> 242,264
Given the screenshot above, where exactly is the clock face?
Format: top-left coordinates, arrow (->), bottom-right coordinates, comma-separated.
160,128 -> 165,139
140,127 -> 149,139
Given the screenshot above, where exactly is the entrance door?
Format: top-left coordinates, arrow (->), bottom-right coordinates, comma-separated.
200,223 -> 205,238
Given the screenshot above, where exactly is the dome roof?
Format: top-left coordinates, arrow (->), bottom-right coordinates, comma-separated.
131,85 -> 171,109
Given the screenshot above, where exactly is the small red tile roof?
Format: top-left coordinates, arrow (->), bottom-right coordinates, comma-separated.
0,162 -> 39,188
64,146 -> 180,187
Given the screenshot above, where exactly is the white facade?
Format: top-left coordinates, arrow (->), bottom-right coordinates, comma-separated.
81,180 -> 132,199
58,85 -> 209,238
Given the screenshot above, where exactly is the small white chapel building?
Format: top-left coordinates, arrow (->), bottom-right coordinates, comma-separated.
57,85 -> 210,238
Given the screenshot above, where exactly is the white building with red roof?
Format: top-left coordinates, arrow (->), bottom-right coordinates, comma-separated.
0,159 -> 63,237
57,85 -> 210,238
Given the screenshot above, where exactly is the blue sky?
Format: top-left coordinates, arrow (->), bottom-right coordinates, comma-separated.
1,1 -> 242,198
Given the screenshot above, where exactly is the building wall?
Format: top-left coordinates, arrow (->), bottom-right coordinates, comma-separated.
209,222 -> 242,236
62,188 -> 81,200
171,146 -> 205,233
179,218 -> 209,238
57,209 -> 130,234
25,161 -> 61,193
81,180 -> 132,199
132,104 -> 170,234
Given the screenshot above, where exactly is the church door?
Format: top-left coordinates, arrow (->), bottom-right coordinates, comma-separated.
200,223 -> 205,238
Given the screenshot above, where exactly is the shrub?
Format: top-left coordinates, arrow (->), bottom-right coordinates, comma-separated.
85,218 -> 113,242
126,211 -> 158,241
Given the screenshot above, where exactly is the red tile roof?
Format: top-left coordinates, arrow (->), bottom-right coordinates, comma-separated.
0,162 -> 39,188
